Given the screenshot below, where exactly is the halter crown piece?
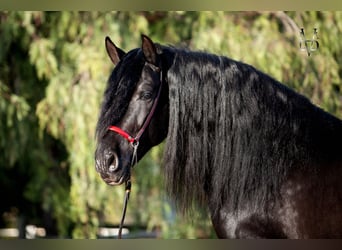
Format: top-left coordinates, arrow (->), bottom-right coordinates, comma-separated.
108,62 -> 163,239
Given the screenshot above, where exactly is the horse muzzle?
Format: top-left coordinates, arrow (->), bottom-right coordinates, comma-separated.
95,149 -> 131,186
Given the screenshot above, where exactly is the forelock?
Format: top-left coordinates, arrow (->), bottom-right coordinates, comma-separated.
96,48 -> 144,138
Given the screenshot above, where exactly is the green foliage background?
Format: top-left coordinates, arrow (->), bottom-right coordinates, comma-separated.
0,11 -> 341,238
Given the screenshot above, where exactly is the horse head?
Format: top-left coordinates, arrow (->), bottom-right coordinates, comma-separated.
95,35 -> 169,186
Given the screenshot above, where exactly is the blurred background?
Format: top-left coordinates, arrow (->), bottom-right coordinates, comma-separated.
0,11 -> 341,239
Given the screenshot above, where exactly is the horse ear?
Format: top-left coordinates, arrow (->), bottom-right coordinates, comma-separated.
141,34 -> 157,65
105,36 -> 126,65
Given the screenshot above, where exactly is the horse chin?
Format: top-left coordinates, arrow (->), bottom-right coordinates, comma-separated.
106,178 -> 124,186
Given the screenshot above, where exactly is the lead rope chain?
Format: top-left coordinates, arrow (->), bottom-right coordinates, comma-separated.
118,142 -> 138,239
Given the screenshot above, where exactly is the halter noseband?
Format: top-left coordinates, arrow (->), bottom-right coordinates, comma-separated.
108,62 -> 162,147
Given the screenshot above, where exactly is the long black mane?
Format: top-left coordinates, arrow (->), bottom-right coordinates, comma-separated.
163,47 -> 342,215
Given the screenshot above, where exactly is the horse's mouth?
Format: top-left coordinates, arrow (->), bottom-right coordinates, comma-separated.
103,172 -> 130,186
106,177 -> 125,186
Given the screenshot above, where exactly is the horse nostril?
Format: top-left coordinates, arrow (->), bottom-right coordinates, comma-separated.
107,152 -> 119,173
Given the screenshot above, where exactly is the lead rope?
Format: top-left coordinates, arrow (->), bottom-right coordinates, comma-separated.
118,142 -> 139,239
118,179 -> 131,239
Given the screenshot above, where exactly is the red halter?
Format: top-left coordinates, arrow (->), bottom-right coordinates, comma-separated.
108,63 -> 163,146
109,62 -> 163,239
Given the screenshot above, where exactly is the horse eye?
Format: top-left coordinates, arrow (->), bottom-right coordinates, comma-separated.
140,91 -> 153,100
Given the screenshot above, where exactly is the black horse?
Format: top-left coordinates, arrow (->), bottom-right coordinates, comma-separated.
95,34 -> 342,238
